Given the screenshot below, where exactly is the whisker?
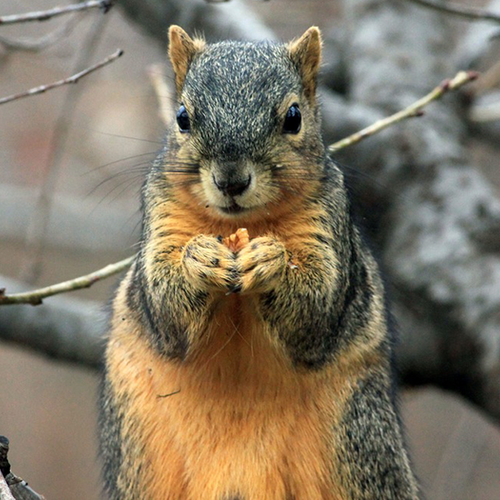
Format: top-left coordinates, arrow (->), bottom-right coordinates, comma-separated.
167,179 -> 201,188
87,182 -> 140,217
106,181 -> 144,207
83,152 -> 158,175
86,166 -> 150,198
162,169 -> 200,174
87,129 -> 163,145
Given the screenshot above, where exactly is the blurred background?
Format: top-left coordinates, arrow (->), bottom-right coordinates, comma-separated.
1,1 -> 500,499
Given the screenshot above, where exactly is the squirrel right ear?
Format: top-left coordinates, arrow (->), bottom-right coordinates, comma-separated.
168,26 -> 206,95
288,27 -> 322,103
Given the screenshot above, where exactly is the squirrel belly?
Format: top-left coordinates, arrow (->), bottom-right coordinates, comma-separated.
99,25 -> 419,500
106,276 -> 345,499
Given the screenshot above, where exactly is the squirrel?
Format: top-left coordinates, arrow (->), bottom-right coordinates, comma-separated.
99,25 -> 419,500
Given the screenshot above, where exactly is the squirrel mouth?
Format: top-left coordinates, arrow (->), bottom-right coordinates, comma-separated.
219,202 -> 247,215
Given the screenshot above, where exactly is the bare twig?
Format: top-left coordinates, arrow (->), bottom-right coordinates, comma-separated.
0,0 -> 113,25
406,0 -> 500,24
328,70 -> 479,153
0,257 -> 134,306
0,15 -> 81,52
20,15 -> 116,283
0,49 -> 123,105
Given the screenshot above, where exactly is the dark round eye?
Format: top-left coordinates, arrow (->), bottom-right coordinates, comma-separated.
283,103 -> 301,134
176,104 -> 190,133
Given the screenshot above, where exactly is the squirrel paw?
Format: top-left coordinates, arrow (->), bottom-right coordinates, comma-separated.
182,235 -> 238,292
236,236 -> 287,294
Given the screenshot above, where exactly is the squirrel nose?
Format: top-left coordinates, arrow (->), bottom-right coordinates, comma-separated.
213,174 -> 251,197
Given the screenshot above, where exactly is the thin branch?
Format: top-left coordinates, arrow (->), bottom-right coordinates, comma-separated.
0,0 -> 113,25
328,70 -> 479,153
0,437 -> 45,500
19,13 -> 115,283
406,0 -> 500,24
0,15 -> 81,52
0,257 -> 134,306
0,48 -> 123,105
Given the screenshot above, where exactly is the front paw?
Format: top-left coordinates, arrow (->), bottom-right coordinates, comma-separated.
181,235 -> 238,292
236,236 -> 288,294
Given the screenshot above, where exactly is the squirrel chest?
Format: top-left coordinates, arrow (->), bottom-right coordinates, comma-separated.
108,283 -> 353,499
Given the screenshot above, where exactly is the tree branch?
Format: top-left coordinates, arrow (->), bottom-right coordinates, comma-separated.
0,473 -> 15,500
0,0 -> 113,25
0,276 -> 104,367
407,0 -> 500,23
0,436 -> 45,500
0,257 -> 134,306
346,0 -> 500,420
328,70 -> 478,152
0,49 -> 123,105
117,0 -> 276,46
0,15 -> 81,52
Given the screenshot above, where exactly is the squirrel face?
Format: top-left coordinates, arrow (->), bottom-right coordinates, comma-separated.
165,26 -> 325,220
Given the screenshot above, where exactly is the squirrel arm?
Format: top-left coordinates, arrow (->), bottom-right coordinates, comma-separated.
128,232 -> 239,358
241,229 -> 352,368
236,177 -> 383,369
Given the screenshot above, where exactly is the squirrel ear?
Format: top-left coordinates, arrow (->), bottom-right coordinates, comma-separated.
168,25 -> 206,95
288,27 -> 322,102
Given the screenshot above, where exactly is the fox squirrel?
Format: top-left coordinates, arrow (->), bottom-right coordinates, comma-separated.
99,26 -> 419,499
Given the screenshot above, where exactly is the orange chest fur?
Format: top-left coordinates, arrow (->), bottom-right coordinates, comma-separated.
109,295 -> 348,499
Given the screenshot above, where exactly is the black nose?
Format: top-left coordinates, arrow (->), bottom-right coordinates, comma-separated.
213,174 -> 251,197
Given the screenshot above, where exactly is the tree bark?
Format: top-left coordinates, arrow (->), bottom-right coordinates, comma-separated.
0,276 -> 103,368
344,0 -> 500,417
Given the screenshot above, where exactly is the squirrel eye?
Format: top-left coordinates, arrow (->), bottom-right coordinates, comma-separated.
176,105 -> 191,133
283,103 -> 301,134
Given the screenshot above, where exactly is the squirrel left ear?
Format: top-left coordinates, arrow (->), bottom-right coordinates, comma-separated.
168,25 -> 206,95
288,27 -> 322,103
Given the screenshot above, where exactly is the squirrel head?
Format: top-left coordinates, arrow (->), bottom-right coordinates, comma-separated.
165,26 -> 324,221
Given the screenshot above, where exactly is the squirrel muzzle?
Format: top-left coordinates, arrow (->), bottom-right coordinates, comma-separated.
201,160 -> 260,216
212,161 -> 253,198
